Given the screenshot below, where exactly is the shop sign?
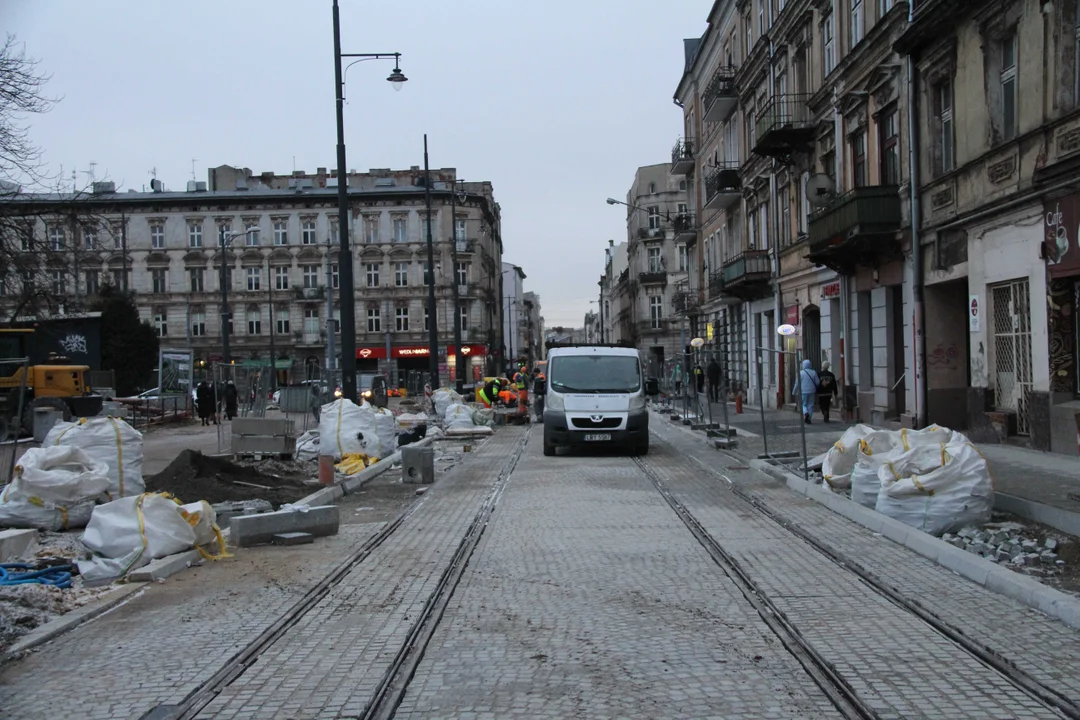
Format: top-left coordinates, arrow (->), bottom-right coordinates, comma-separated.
822,282 -> 841,299
785,306 -> 800,325
1045,192 -> 1080,277
356,344 -> 487,360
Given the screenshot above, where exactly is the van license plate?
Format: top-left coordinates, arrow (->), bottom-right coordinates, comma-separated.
584,434 -> 611,442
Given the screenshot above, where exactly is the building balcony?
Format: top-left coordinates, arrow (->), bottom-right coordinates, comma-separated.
671,138 -> 695,175
753,94 -> 814,160
638,271 -> 667,286
638,319 -> 670,334
702,66 -> 738,123
293,331 -> 326,347
807,185 -> 903,274
704,163 -> 741,211
708,270 -> 724,298
453,238 -> 477,254
720,249 -> 773,300
636,226 -> 665,241
292,285 -> 326,301
673,212 -> 696,242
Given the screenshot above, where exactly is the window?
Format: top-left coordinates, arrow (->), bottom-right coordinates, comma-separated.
304,308 -> 320,335
330,264 -> 339,289
191,311 -> 206,337
367,307 -> 381,332
273,221 -> 288,246
746,12 -> 753,55
332,307 -> 341,333
302,264 -> 319,289
823,12 -> 836,76
83,227 -> 96,250
276,308 -> 290,335
247,308 -> 261,335
275,266 -> 289,290
459,303 -> 469,330
190,268 -> 205,293
747,109 -> 757,149
151,222 -> 165,249
423,261 -> 434,285
51,270 -> 64,295
1000,33 -> 1017,142
188,222 -> 202,248
677,202 -> 688,215
549,355 -> 642,393
49,226 -> 64,250
84,271 -> 99,295
245,223 -> 260,246
154,311 -> 167,337
648,247 -> 662,273
758,0 -> 765,35
650,296 -> 663,328
151,269 -> 167,294
454,218 -> 466,241
455,262 -> 468,286
879,0 -> 894,16
365,216 -> 379,244
424,305 -> 431,331
851,130 -> 867,188
111,223 -> 123,249
301,219 -> 317,245
935,81 -> 955,174
648,182 -> 656,194
396,306 -> 409,332
880,110 -> 900,185
799,172 -> 810,234
246,267 -> 261,291
647,206 -> 661,230
393,217 -> 407,243
111,269 -> 125,288
366,263 -> 380,287
679,179 -> 687,191
779,185 -> 791,247
851,0 -> 864,47
395,262 -> 409,287
678,245 -> 688,272
759,202 -> 770,249
217,222 -> 232,246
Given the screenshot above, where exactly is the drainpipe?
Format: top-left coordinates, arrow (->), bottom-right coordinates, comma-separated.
833,87 -> 853,416
769,38 -> 785,409
907,4 -> 927,429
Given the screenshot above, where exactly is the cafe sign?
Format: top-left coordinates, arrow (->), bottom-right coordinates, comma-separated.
1045,192 -> 1080,278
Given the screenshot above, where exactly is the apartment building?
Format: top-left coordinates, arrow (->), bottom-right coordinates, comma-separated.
897,0 -> 1080,453
600,240 -> 629,345
619,164 -> 691,377
0,165 -> 504,387
674,0 -> 912,419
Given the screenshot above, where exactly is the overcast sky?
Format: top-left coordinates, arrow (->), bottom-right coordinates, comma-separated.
6,1 -> 705,328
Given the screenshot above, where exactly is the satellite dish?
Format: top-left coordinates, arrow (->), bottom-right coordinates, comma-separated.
805,174 -> 836,208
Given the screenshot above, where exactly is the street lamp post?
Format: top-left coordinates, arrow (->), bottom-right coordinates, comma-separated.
325,235 -> 336,371
267,258 -> 276,392
332,0 -> 407,401
422,134 -> 440,385
219,227 -> 259,366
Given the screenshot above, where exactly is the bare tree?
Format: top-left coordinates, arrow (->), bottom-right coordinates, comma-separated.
0,34 -> 56,184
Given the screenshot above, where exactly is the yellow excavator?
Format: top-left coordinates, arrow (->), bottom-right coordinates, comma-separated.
0,328 -> 103,435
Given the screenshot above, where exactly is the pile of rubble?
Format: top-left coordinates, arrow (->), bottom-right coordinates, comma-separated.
944,524 -> 1064,567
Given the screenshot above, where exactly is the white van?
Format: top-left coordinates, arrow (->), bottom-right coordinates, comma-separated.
542,345 -> 657,456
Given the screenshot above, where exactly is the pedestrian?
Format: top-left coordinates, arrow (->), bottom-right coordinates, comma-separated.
673,363 -> 682,395
223,380 -> 239,420
817,361 -> 839,423
794,359 -> 820,424
706,357 -> 721,403
309,382 -> 322,423
195,380 -> 211,426
694,363 -> 705,394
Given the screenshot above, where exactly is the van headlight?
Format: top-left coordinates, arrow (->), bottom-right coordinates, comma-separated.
629,394 -> 645,411
547,392 -> 564,411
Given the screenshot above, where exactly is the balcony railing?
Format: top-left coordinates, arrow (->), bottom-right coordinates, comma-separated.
807,185 -> 903,271
671,138 -> 695,175
720,249 -> 772,299
673,291 -> 688,314
753,94 -> 815,159
292,285 -> 326,300
673,212 -> 696,240
454,238 -> 477,253
708,270 -> 724,297
638,319 -> 669,333
703,66 -> 738,123
637,226 -> 664,240
638,271 -> 667,286
704,163 -> 741,211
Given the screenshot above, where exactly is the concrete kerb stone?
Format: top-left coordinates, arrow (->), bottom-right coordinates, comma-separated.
994,492 -> 1080,538
1,582 -> 147,662
0,528 -> 36,562
229,505 -> 339,547
747,456 -> 1080,630
127,549 -> 203,582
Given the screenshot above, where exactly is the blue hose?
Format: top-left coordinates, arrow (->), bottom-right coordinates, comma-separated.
0,563 -> 74,589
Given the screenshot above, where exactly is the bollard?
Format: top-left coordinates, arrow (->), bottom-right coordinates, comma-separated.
318,454 -> 335,485
735,391 -> 743,414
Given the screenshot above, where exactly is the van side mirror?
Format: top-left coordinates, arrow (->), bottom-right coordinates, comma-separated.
645,378 -> 659,396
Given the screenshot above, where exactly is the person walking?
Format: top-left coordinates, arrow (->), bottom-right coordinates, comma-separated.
693,363 -> 705,394
817,361 -> 839,423
706,357 -> 721,403
223,381 -> 239,421
195,380 -> 212,426
794,359 -> 820,424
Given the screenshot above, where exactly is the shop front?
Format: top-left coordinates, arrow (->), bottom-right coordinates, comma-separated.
1044,192 -> 1080,455
356,344 -> 488,389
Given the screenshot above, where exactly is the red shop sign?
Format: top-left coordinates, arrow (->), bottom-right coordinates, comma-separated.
822,282 -> 841,299
356,344 -> 487,360
785,306 -> 800,326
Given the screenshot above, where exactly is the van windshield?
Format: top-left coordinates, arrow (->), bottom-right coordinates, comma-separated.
549,355 -> 641,394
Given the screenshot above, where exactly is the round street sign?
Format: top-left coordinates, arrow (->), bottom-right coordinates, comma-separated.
777,324 -> 796,336
690,337 -> 705,348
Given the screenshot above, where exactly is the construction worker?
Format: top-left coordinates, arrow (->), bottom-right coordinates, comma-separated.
477,378 -> 502,409
532,367 -> 546,421
514,365 -> 529,417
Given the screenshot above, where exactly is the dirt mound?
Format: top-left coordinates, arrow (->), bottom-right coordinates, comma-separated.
144,450 -> 312,508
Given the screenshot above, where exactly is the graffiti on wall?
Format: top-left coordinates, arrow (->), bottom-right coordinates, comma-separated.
971,341 -> 988,387
1048,279 -> 1076,393
928,343 -> 961,370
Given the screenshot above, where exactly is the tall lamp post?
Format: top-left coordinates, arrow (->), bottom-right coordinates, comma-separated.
332,0 -> 407,401
449,179 -> 468,393
422,134 -> 440,385
220,227 -> 260,366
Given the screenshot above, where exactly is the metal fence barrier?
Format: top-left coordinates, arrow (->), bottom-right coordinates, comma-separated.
125,395 -> 189,431
755,346 -> 809,483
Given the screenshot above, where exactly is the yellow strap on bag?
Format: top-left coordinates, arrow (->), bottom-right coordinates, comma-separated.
108,416 -> 125,498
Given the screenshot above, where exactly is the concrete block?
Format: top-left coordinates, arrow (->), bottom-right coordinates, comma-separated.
713,437 -> 739,450
230,505 -> 339,547
0,528 -> 36,562
691,423 -> 708,431
937,546 -> 992,584
879,518 -> 910,545
272,532 -> 314,546
681,418 -> 692,426
402,446 -> 435,485
984,568 -> 1037,607
297,484 -> 344,507
127,549 -> 202,582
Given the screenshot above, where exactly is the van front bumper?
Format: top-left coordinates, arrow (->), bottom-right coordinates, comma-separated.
542,410 -> 649,447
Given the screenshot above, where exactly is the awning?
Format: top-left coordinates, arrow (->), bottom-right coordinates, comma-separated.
239,359 -> 294,369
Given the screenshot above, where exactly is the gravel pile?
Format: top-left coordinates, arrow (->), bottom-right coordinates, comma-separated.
944,523 -> 1064,567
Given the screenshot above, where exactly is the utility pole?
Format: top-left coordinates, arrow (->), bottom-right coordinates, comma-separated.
422,134 -> 440,384
450,179 -> 464,393
332,0 -> 357,401
220,231 -> 232,365
267,260 -> 276,392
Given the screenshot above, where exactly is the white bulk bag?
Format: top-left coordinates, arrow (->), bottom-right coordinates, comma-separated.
295,430 -> 321,461
43,416 -> 145,500
318,399 -> 379,460
432,387 -> 463,420
444,403 -> 476,431
848,430 -> 903,505
373,408 -> 398,459
0,446 -> 111,531
179,500 -> 225,549
810,424 -> 874,490
875,442 -> 994,536
396,412 -> 429,429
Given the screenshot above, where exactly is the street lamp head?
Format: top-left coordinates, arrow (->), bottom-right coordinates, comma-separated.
605,198 -> 618,205
387,66 -> 407,90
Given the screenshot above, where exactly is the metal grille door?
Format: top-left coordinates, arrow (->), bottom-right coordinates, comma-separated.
991,280 -> 1033,435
